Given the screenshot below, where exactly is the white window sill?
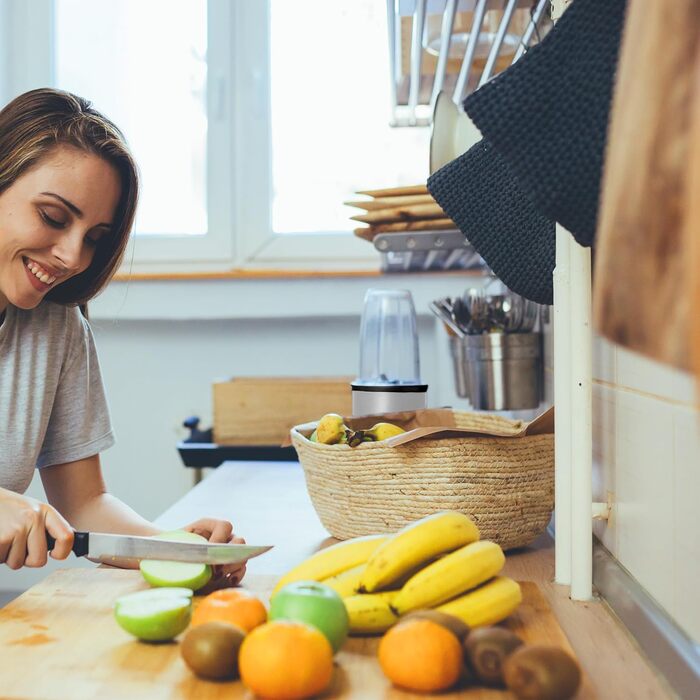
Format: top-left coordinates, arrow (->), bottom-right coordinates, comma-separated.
89,271 -> 483,321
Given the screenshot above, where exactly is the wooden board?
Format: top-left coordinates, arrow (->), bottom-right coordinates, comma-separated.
213,377 -> 352,446
344,194 -> 436,211
0,569 -> 593,700
593,0 -> 700,371
356,184 -> 428,198
350,203 -> 446,224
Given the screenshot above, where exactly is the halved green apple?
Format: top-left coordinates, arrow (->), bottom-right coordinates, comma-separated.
114,588 -> 193,642
139,530 -> 213,591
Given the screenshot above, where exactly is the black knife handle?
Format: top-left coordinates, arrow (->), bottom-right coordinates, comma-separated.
46,531 -> 89,557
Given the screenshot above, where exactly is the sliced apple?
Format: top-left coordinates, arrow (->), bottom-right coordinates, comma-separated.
139,530 -> 213,591
114,592 -> 192,642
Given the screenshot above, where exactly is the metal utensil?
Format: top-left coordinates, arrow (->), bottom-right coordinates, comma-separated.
429,299 -> 466,338
46,531 -> 273,565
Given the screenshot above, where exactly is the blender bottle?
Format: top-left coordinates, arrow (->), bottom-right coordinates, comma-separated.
351,288 -> 428,415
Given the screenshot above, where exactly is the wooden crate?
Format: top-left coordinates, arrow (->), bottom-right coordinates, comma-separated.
213,376 -> 352,445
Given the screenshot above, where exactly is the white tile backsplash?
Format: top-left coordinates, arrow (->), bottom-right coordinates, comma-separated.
615,346 -> 695,405
592,335 -> 617,385
612,390 -> 676,615
592,384 -> 617,553
672,405 -> 700,642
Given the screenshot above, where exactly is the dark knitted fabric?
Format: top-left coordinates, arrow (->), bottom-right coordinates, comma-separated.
428,139 -> 555,305
463,0 -> 627,247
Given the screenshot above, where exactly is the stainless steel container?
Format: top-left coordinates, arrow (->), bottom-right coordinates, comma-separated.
449,335 -> 470,398
462,332 -> 542,410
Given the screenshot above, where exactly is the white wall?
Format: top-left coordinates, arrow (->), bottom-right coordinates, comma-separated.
0,273 -> 481,593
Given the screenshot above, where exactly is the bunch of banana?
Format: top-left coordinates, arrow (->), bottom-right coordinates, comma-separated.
390,540 -> 505,614
271,534 -> 388,595
358,511 -> 480,593
272,511 -> 522,635
343,591 -> 399,634
436,576 -> 522,628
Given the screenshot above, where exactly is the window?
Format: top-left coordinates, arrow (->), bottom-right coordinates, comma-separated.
54,0 -> 208,238
4,0 -> 429,270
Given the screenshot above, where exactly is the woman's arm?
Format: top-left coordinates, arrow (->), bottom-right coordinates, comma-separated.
40,455 -> 247,585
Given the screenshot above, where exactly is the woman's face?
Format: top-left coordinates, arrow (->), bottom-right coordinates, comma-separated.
0,144 -> 121,312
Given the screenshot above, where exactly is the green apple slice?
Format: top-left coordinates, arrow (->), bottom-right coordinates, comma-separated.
115,596 -> 192,642
139,531 -> 213,591
115,587 -> 194,610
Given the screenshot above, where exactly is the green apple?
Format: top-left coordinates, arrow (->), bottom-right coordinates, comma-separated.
139,530 -> 213,591
269,580 -> 349,653
114,588 -> 192,642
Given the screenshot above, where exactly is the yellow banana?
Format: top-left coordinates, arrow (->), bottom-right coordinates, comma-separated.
435,576 -> 522,628
391,540 -> 505,615
272,534 -> 388,594
368,422 -> 405,440
358,511 -> 480,593
316,413 -> 347,444
344,592 -> 399,634
321,563 -> 366,598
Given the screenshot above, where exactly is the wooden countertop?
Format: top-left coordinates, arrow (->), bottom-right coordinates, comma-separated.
156,462 -> 672,699
0,461 -> 672,699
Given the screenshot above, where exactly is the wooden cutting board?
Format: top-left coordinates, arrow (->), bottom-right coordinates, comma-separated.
0,569 -> 593,699
593,0 -> 700,370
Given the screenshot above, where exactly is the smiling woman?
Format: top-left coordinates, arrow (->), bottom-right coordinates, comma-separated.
0,88 -> 247,585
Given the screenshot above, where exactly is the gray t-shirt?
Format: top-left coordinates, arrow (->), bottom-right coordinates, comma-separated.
0,302 -> 115,494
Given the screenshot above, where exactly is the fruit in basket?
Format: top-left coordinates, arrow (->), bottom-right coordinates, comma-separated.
367,422 -> 406,440
114,588 -> 193,642
315,413 -> 348,444
436,576 -> 522,628
464,626 -> 524,686
269,581 -> 349,653
391,540 -> 505,614
139,531 -> 212,591
399,609 -> 470,643
346,421 -> 405,447
344,591 -> 400,634
309,429 -> 318,442
181,621 -> 245,680
239,620 -> 334,700
272,534 -> 388,594
358,511 -> 480,593
191,589 -> 267,632
502,645 -> 581,700
378,618 -> 463,692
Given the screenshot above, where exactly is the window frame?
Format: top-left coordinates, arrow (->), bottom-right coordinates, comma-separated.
1,0 -> 380,273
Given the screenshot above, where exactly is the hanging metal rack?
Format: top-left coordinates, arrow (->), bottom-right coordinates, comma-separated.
387,0 -> 550,126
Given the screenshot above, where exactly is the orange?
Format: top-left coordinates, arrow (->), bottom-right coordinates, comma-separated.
239,620 -> 333,700
205,588 -> 252,603
378,618 -> 463,692
192,592 -> 267,633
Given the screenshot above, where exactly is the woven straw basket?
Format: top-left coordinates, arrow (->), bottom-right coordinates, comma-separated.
290,410 -> 554,551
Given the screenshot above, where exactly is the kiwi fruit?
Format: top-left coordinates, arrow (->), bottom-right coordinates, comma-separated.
464,626 -> 524,686
181,621 -> 245,680
503,644 -> 581,700
399,609 -> 470,642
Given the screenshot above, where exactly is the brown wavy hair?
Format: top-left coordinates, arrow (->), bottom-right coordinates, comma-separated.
0,88 -> 138,305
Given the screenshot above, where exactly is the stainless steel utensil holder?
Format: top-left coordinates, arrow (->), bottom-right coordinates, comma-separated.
450,332 -> 543,410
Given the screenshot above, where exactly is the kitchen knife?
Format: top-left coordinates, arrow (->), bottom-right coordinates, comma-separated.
46,531 -> 273,565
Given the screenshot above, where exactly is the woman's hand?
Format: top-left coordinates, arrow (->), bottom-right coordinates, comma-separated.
0,488 -> 74,569
182,518 -> 247,589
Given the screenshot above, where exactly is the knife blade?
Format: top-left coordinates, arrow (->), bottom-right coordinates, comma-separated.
46,531 -> 273,565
